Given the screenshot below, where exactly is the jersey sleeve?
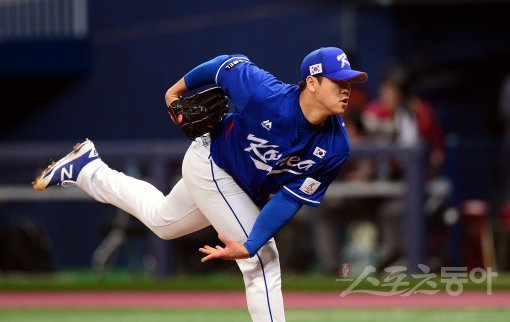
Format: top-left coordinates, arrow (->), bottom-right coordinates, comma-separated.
243,190 -> 302,257
281,154 -> 349,207
214,55 -> 271,114
183,55 -> 229,90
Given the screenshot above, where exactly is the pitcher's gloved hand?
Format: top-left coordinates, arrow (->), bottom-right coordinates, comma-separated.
167,86 -> 229,140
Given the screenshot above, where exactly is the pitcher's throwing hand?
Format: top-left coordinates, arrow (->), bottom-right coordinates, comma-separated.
199,234 -> 250,262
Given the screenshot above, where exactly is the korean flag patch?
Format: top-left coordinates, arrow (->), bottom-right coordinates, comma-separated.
309,63 -> 323,75
299,177 -> 321,195
313,146 -> 326,159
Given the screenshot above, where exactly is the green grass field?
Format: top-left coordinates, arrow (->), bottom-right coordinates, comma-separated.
1,270 -> 509,322
1,308 -> 509,322
1,269 -> 509,291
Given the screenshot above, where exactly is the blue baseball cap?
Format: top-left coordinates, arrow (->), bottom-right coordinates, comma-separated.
300,47 -> 368,83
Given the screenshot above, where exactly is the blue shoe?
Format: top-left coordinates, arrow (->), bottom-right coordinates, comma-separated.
32,139 -> 100,191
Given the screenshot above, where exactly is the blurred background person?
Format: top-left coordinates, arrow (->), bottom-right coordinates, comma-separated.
499,75 -> 510,200
496,75 -> 510,271
361,64 -> 446,270
311,75 -> 380,274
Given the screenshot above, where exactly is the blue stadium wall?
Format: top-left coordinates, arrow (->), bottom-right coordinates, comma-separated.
1,0 -> 510,270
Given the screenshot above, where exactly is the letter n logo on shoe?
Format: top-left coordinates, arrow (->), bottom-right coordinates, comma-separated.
61,165 -> 74,181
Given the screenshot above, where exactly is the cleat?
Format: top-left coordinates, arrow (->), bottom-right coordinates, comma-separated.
32,139 -> 100,191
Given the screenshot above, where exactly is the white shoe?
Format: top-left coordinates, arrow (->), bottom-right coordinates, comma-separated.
32,139 -> 100,191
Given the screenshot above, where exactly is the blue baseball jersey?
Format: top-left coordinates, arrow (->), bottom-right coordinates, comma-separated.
209,55 -> 350,207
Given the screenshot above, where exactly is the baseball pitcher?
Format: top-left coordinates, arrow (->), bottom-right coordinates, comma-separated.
33,47 -> 367,322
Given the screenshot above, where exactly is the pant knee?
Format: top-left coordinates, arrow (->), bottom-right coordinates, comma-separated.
152,227 -> 176,240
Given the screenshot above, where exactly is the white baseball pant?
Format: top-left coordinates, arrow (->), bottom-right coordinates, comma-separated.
76,137 -> 285,322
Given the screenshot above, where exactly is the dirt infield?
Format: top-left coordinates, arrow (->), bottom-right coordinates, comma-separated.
0,291 -> 509,309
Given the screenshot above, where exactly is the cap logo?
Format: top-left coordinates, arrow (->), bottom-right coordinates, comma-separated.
309,63 -> 322,75
337,53 -> 350,68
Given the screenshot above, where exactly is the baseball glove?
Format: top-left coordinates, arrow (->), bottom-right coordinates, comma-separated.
167,86 -> 229,140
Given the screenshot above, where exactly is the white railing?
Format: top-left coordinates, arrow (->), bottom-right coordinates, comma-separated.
0,139 -> 435,274
0,0 -> 87,40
